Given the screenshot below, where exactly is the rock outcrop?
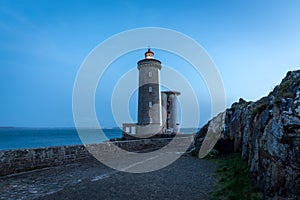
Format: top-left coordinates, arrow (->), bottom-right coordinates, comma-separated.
194,70 -> 300,198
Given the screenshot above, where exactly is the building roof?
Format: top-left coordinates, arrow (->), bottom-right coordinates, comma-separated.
161,91 -> 181,95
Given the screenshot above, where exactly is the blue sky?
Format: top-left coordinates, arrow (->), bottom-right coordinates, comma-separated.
0,0 -> 300,127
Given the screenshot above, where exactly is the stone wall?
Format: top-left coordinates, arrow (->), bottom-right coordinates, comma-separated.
0,145 -> 90,176
0,136 -> 193,176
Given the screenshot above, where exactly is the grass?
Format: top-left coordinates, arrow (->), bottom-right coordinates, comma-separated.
210,153 -> 263,200
204,149 -> 219,159
250,97 -> 268,117
191,147 -> 219,159
277,79 -> 295,100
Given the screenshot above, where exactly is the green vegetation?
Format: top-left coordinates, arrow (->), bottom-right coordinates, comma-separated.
190,147 -> 198,157
275,71 -> 300,104
191,147 -> 219,159
210,153 -> 263,200
204,148 -> 219,159
277,78 -> 295,100
250,97 -> 268,117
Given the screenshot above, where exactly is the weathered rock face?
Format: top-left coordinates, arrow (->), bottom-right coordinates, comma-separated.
194,70 -> 300,198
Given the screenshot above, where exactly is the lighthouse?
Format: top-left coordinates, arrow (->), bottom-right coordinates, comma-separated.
122,49 -> 181,137
136,49 -> 162,134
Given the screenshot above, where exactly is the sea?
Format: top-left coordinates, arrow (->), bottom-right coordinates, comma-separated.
0,127 -> 198,150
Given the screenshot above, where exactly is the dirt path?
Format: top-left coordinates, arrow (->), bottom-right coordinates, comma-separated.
0,153 -> 216,200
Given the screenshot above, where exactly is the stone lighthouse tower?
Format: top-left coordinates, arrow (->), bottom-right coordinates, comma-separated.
137,48 -> 162,134
122,49 -> 181,138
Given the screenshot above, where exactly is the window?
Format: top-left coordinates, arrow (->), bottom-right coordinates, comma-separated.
149,86 -> 152,93
131,127 -> 136,134
149,71 -> 152,77
149,101 -> 152,108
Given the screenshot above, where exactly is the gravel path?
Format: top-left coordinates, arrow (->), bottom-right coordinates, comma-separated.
0,153 -> 216,200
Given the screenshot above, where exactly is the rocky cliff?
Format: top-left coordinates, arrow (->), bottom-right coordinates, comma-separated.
194,70 -> 300,198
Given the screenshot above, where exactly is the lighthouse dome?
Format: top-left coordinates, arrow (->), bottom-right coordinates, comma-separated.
145,48 -> 154,59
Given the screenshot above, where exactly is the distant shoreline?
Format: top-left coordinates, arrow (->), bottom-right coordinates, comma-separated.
0,127 -> 198,151
0,126 -> 199,129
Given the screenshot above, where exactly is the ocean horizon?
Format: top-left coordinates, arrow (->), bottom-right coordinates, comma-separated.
0,127 -> 198,151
